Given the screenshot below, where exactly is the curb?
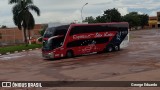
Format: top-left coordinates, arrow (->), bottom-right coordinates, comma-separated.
22,50 -> 26,52
6,52 -> 10,55
29,49 -> 33,51
0,48 -> 40,56
15,51 -> 18,53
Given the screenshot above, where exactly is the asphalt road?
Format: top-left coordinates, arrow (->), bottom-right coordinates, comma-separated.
0,29 -> 160,90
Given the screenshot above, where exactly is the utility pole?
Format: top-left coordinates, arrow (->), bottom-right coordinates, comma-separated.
81,3 -> 88,22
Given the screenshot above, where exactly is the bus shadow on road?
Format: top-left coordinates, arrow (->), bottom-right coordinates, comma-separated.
43,58 -> 64,61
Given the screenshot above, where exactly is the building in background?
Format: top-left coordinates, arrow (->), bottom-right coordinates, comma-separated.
148,16 -> 158,28
157,12 -> 160,27
148,12 -> 160,28
0,24 -> 43,46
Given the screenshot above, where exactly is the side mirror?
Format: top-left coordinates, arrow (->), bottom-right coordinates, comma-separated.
37,37 -> 43,42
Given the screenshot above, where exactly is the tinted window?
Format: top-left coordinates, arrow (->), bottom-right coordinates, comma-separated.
70,24 -> 129,36
70,25 -> 117,35
54,29 -> 67,36
50,36 -> 65,49
118,27 -> 128,31
42,36 -> 65,51
67,37 -> 109,48
55,25 -> 69,36
44,27 -> 55,38
44,25 -> 69,38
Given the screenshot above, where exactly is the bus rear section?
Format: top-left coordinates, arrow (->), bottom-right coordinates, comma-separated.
42,22 -> 129,59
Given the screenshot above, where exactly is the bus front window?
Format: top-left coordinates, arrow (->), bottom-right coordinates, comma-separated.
43,40 -> 53,51
43,36 -> 64,51
43,27 -> 55,38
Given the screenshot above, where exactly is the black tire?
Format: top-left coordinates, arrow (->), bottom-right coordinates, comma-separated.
66,50 -> 74,58
106,46 -> 113,52
114,45 -> 120,51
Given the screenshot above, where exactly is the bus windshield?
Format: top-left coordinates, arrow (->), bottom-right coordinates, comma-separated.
43,25 -> 69,38
43,27 -> 55,38
43,36 -> 65,51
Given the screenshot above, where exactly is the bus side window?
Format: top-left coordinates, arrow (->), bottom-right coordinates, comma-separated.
85,40 -> 95,45
67,39 -> 91,48
54,29 -> 67,36
70,25 -> 110,36
67,40 -> 82,48
67,37 -> 109,48
69,27 -> 76,36
94,37 -> 109,44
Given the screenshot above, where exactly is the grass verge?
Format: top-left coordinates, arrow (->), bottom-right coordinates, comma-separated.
0,44 -> 42,55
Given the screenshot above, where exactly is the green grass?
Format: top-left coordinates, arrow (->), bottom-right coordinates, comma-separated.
0,44 -> 42,55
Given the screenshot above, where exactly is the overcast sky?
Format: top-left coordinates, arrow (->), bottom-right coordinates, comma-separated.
0,0 -> 160,27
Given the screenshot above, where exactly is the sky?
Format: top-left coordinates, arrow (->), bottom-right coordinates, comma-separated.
0,0 -> 160,27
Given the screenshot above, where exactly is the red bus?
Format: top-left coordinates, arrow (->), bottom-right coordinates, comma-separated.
42,22 -> 129,59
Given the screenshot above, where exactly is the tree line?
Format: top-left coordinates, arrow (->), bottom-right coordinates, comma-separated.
83,8 -> 149,29
0,25 -> 7,29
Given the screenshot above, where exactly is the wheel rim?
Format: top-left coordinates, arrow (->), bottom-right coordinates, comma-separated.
115,46 -> 119,51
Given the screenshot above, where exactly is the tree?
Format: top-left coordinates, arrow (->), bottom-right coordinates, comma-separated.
139,14 -> 149,29
83,16 -> 96,23
1,25 -> 7,28
38,24 -> 48,42
95,16 -> 106,23
122,12 -> 140,29
39,24 -> 48,36
9,0 -> 40,46
103,8 -> 122,22
83,8 -> 122,23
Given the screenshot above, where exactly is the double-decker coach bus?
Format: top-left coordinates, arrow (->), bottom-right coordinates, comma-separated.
42,22 -> 129,59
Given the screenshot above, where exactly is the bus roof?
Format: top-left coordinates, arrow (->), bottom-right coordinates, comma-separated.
48,22 -> 70,28
70,22 -> 129,27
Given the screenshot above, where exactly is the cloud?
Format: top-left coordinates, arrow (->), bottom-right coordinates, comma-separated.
149,11 -> 157,16
0,0 -> 160,27
138,11 -> 144,15
0,0 -> 14,27
118,8 -> 128,16
33,10 -> 82,24
61,10 -> 81,23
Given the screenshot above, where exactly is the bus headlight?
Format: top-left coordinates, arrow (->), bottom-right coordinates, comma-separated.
48,52 -> 54,58
43,52 -> 54,59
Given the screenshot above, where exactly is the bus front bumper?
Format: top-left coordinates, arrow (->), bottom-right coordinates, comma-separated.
42,52 -> 54,59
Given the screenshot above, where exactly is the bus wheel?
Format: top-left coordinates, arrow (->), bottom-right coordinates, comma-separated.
114,45 -> 120,51
66,50 -> 74,58
106,46 -> 113,52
